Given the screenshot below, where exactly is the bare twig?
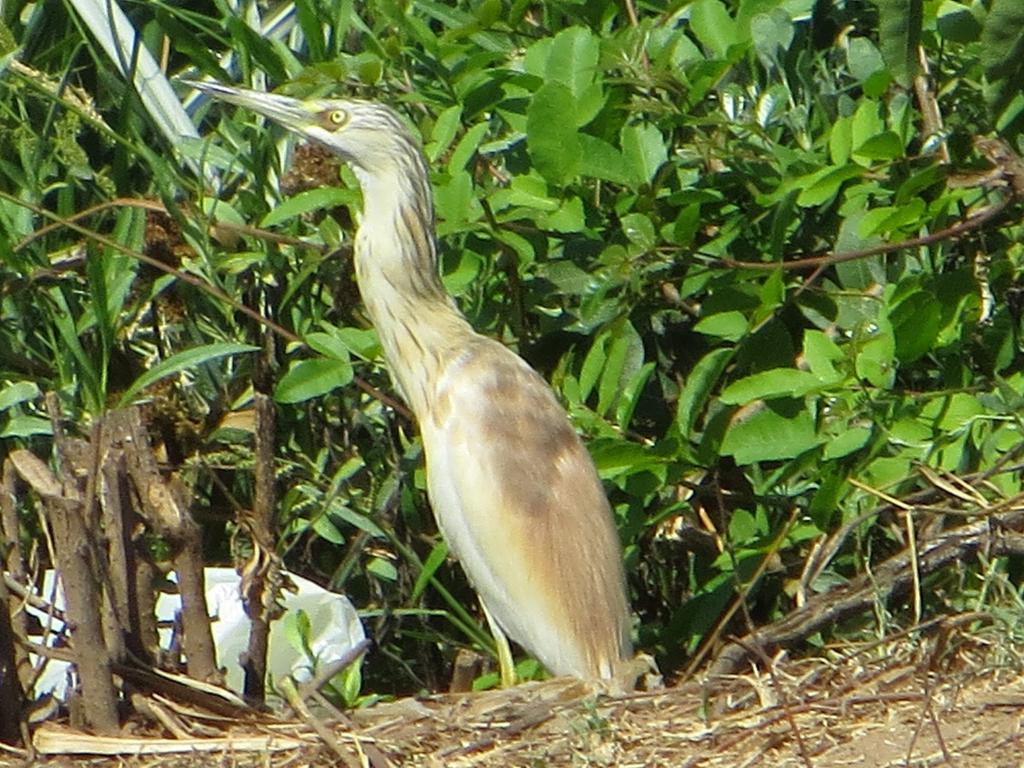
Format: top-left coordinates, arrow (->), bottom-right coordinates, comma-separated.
713,196 -> 1010,272
0,459 -> 32,694
296,638 -> 372,703
708,506 -> 1024,678
12,196 -> 322,254
11,446 -> 119,733
279,676 -> 360,767
0,190 -> 412,420
241,393 -> 279,704
117,409 -> 219,684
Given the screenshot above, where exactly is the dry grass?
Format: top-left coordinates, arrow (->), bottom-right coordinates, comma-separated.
8,622 -> 1024,768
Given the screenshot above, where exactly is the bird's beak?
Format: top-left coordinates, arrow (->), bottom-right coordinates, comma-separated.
185,80 -> 316,134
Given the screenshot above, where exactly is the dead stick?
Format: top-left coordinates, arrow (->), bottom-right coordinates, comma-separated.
119,409 -> 219,682
0,460 -> 32,691
242,393 -> 277,704
708,508 -> 1024,677
0,566 -> 26,743
44,493 -> 119,732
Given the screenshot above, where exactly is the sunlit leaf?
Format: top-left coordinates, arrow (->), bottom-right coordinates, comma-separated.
526,82 -> 580,185
118,343 -> 259,408
721,404 -> 822,464
275,357 -> 354,404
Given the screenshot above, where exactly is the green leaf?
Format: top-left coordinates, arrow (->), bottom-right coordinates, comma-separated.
795,165 -> 863,207
275,357 -> 354,404
980,0 -> 1024,117
690,0 -> 739,59
540,196 -> 585,233
355,53 -> 383,85
589,438 -> 668,479
527,82 -> 580,185
720,368 -> 829,404
224,16 -> 288,82
858,199 -> 925,238
621,123 -> 668,187
411,541 -> 449,602
293,0 -> 325,61
448,121 -> 489,172
846,37 -> 886,83
155,9 -> 231,81
616,362 -> 656,430
834,211 -> 885,290
333,504 -> 386,537
694,311 -> 749,341
0,415 -> 52,438
312,514 -> 346,545
435,170 -> 483,228
853,131 -> 904,162
823,426 -> 872,459
866,456 -> 912,488
855,324 -> 896,388
677,347 -> 734,436
367,557 -> 398,581
936,1 -> 983,43
578,135 -> 631,185
543,260 -> 597,295
489,173 -> 560,212
721,404 -> 821,464
442,248 -> 483,297
875,0 -> 923,86
426,104 -> 463,162
574,83 -> 606,128
750,9 -> 794,64
924,392 -> 985,432
579,329 -> 608,404
759,268 -> 785,313
620,213 -> 656,250
829,115 -> 854,165
803,331 -> 844,382
728,508 -> 760,544
334,327 -> 381,360
545,26 -> 600,98
896,165 -> 946,204
305,331 -> 352,361
118,343 -> 259,408
850,100 -> 885,154
0,380 -> 40,412
597,319 -> 644,417
261,187 -> 356,228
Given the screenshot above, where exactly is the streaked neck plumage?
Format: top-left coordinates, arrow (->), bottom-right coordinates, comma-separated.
350,157 -> 474,418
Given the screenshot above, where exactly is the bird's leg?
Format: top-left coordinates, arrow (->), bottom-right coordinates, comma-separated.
481,601 -> 516,687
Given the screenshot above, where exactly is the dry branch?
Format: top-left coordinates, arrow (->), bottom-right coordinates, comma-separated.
0,404 -> 251,743
10,448 -> 119,734
241,392 -> 278,704
114,409 -> 220,684
708,507 -> 1024,678
0,459 -> 31,709
32,723 -> 304,756
0,564 -> 25,743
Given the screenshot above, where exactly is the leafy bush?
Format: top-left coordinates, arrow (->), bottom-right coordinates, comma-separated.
1,0 -> 1022,694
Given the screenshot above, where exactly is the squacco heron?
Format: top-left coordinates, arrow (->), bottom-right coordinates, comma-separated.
192,81 -> 633,685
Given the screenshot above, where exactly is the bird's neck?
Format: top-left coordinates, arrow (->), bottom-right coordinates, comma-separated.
353,172 -> 475,418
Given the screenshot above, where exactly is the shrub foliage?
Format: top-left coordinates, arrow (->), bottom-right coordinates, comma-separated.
1,0 -> 1023,694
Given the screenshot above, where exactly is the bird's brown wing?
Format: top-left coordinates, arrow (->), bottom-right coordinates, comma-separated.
420,337 -> 631,678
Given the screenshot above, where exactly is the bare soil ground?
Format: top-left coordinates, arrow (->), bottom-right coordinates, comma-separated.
6,630 -> 1024,767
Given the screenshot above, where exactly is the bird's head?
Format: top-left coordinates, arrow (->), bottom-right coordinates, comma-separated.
188,81 -> 423,182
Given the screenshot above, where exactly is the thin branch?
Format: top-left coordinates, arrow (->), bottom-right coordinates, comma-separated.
711,196 -> 1011,272
13,197 -> 322,254
0,190 -> 412,419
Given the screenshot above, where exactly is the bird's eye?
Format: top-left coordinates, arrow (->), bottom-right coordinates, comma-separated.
327,109 -> 349,128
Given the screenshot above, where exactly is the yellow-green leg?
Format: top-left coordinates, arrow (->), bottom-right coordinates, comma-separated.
481,602 -> 516,687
